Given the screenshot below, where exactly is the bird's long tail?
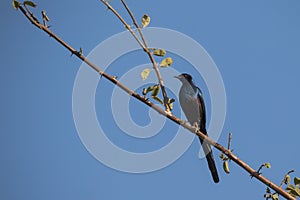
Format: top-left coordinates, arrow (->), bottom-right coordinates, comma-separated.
198,131 -> 220,183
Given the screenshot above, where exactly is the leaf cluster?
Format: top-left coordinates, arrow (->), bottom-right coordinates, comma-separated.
141,48 -> 173,80
142,85 -> 175,109
285,176 -> 300,198
264,170 -> 299,199
13,0 -> 36,10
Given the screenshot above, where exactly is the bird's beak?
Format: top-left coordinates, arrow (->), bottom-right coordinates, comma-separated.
174,75 -> 180,79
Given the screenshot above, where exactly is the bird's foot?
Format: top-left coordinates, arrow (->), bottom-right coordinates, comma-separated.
165,109 -> 172,116
192,122 -> 200,132
179,120 -> 188,125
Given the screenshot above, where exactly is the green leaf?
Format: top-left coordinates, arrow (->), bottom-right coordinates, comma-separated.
23,1 -> 37,7
287,190 -> 296,198
147,86 -> 154,92
294,187 -> 300,197
294,177 -> 300,186
167,98 -> 174,103
284,175 -> 291,185
141,68 -> 151,81
153,49 -> 167,57
219,153 -> 229,161
286,185 -> 300,198
151,85 -> 160,97
168,102 -> 173,110
160,57 -> 173,67
166,98 -> 175,110
142,88 -> 147,95
271,194 -> 279,200
12,0 -> 20,10
219,153 -> 226,160
223,161 -> 230,174
286,184 -> 295,191
152,96 -> 163,104
141,14 -> 150,28
142,86 -> 154,96
264,162 -> 271,169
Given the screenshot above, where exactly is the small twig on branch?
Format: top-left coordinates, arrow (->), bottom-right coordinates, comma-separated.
280,170 -> 295,188
15,4 -> 295,200
251,163 -> 271,178
120,0 -> 148,46
227,132 -> 232,150
100,1 -> 146,50
23,3 -> 39,23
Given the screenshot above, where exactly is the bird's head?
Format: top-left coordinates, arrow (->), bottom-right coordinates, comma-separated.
174,73 -> 193,83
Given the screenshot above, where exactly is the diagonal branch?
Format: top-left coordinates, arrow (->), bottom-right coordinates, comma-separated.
16,5 -> 295,200
102,0 -> 171,112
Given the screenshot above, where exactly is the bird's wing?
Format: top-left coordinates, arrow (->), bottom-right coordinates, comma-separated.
179,91 -> 201,126
196,87 -> 207,133
195,88 -> 219,182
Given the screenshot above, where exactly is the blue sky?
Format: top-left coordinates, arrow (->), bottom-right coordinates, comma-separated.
1,0 -> 300,199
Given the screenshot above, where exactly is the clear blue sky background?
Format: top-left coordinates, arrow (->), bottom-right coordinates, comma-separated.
1,0 -> 300,199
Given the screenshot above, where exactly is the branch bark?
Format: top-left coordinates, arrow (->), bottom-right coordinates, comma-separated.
16,5 -> 295,200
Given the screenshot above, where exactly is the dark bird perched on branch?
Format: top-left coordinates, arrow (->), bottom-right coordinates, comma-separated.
175,73 -> 219,183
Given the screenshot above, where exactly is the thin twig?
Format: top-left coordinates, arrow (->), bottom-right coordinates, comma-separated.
120,0 -> 148,46
256,164 -> 265,175
104,0 -> 171,112
16,5 -> 295,200
23,3 -> 39,23
227,132 -> 232,150
280,170 -> 295,188
101,0 -> 146,50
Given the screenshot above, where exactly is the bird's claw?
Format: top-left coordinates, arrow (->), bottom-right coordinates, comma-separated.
179,120 -> 187,125
192,122 -> 200,132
